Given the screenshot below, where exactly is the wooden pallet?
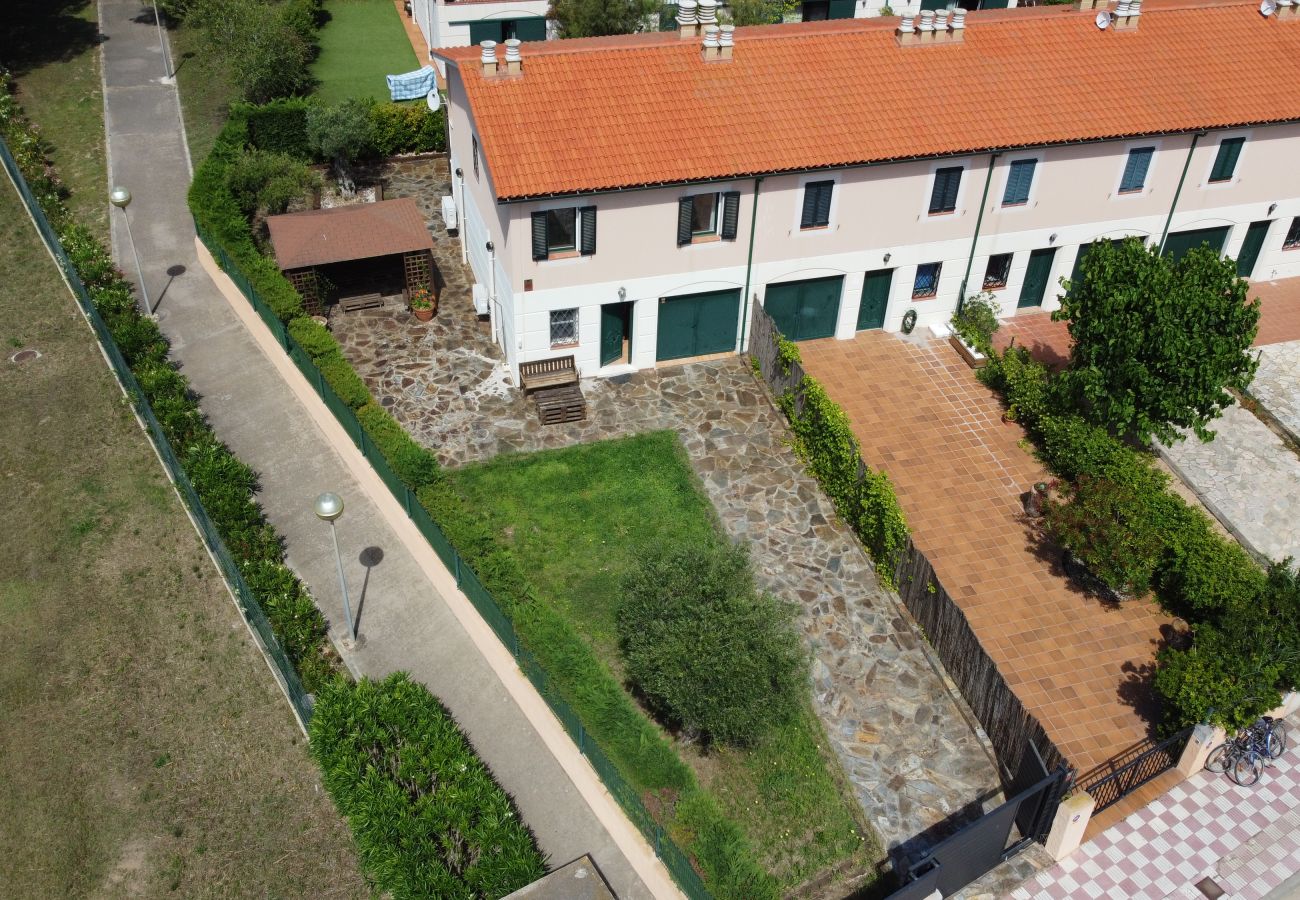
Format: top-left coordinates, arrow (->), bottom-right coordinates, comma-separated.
533,384 -> 586,425
337,292 -> 384,313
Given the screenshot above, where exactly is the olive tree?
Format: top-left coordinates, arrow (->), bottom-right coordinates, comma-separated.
1054,238 -> 1260,445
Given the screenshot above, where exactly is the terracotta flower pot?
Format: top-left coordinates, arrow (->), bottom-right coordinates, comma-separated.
412,306 -> 433,322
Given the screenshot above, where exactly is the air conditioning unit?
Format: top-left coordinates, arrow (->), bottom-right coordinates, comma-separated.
472,283 -> 489,316
441,194 -> 458,232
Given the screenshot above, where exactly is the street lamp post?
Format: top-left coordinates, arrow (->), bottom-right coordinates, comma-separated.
109,187 -> 151,315
313,492 -> 357,643
152,1 -> 175,81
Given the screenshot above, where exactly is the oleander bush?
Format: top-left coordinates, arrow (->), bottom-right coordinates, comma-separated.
310,673 -> 547,899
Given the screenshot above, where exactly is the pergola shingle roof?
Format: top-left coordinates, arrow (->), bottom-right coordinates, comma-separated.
267,198 -> 434,270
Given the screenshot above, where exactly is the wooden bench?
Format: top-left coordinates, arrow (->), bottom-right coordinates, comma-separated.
337,292 -> 384,313
533,384 -> 587,425
519,355 -> 578,393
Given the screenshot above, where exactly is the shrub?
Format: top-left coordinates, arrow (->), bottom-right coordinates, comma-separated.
1043,475 -> 1167,597
980,344 -> 1053,426
307,98 -> 376,192
951,291 -> 1001,354
225,148 -> 317,216
316,352 -> 372,409
310,673 -> 546,898
1155,620 -> 1284,732
287,316 -> 341,358
188,0 -> 318,103
617,541 -> 807,747
241,98 -> 316,159
1157,516 -> 1268,619
370,102 -> 447,156
357,403 -> 443,489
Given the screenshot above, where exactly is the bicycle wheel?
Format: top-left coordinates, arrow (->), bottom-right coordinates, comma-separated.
1266,722 -> 1287,760
1232,750 -> 1264,786
1206,743 -> 1232,773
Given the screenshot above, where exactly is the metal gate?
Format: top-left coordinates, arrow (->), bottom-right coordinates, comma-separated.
888,744 -> 1072,899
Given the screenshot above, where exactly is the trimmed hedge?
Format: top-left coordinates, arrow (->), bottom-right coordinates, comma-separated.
3,71 -> 544,897
979,344 -> 1290,730
191,101 -> 779,899
310,673 -> 547,899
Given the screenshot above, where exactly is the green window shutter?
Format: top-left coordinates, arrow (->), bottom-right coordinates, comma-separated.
579,206 -> 597,255
979,0 -> 1009,7
677,197 -> 694,246
1120,147 -> 1153,192
468,21 -> 502,45
720,191 -> 740,240
1003,159 -> 1035,205
919,0 -> 947,10
531,211 -> 548,260
813,181 -> 832,226
660,4 -> 679,30
930,166 -> 962,213
1209,137 -> 1244,183
514,17 -> 547,41
828,0 -> 855,18
801,184 -> 819,228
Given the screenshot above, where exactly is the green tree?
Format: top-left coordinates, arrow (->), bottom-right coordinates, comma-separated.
306,99 -> 376,196
188,0 -> 316,102
724,0 -> 797,25
1054,238 -> 1260,445
616,540 -> 807,747
548,0 -> 658,37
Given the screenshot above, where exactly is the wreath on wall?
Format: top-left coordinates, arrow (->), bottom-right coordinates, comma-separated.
901,308 -> 918,334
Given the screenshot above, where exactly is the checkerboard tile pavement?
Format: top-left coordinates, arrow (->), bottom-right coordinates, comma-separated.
1011,757 -> 1300,899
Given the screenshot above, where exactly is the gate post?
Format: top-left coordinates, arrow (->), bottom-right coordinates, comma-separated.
1176,723 -> 1224,779
1044,791 -> 1095,862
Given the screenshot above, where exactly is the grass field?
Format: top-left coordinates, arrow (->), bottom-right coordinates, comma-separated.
450,432 -> 879,890
0,171 -> 367,900
170,21 -> 238,165
312,0 -> 420,104
4,0 -> 107,241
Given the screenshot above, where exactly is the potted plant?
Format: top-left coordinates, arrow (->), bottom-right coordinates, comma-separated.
409,286 -> 435,322
1042,475 -> 1165,602
949,292 -> 1001,369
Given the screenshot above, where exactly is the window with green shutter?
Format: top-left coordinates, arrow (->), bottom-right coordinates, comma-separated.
514,17 -> 547,41
1002,158 -> 1036,206
532,207 -> 596,258
801,181 -> 833,229
929,166 -> 962,214
1209,137 -> 1244,183
827,0 -> 855,18
1119,147 -> 1154,193
660,4 -> 679,30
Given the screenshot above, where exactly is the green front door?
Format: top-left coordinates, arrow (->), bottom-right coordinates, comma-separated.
600,303 -> 627,366
1235,220 -> 1271,279
1018,247 -> 1057,308
1162,226 -> 1231,263
764,275 -> 844,341
656,289 -> 741,362
857,269 -> 892,330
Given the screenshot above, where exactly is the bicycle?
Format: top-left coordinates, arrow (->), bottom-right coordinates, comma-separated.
1205,717 -> 1286,786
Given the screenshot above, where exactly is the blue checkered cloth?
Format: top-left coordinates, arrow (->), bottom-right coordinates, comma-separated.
386,65 -> 437,102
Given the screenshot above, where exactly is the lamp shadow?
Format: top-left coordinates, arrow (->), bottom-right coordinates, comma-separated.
354,546 -> 384,631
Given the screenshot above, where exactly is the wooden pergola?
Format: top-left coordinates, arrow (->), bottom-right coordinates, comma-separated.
266,198 -> 435,315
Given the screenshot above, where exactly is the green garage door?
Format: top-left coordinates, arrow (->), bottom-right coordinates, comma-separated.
1162,226 -> 1230,264
764,275 -> 844,341
656,289 -> 741,362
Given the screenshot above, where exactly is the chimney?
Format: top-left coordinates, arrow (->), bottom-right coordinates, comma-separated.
698,0 -> 718,27
896,12 -> 918,44
503,38 -> 522,74
918,9 -> 935,41
950,7 -> 966,41
677,0 -> 699,39
480,40 -> 499,77
1075,0 -> 1110,9
933,8 -> 952,42
718,23 -> 735,59
1279,0 -> 1299,17
701,23 -> 720,60
1114,0 -> 1140,28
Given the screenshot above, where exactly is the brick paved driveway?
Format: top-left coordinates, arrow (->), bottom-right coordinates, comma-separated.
800,332 -> 1173,775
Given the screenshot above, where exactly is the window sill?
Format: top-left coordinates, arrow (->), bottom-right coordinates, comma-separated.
1001,201 -> 1027,209
800,224 -> 829,232
690,233 -> 721,245
1284,244 -> 1300,252
1116,188 -> 1144,196
545,250 -> 580,261
982,282 -> 1008,291
549,341 -> 579,350
911,292 -> 938,301
927,210 -> 956,217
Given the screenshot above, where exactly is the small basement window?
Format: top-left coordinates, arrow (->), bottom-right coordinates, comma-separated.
1284,217 -> 1300,250
549,308 -> 578,346
983,253 -> 1012,290
913,262 -> 942,299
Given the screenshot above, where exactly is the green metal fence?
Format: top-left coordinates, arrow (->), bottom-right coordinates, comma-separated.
191,217 -> 713,900
0,138 -> 314,728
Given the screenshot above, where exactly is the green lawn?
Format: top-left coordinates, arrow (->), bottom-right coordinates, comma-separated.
5,0 -> 107,241
450,432 -> 879,891
312,0 -> 421,105
0,169 -> 366,897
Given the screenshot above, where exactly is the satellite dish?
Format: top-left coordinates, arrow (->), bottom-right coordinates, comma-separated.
1095,9 -> 1112,28
1260,0 -> 1277,15
426,90 -> 441,113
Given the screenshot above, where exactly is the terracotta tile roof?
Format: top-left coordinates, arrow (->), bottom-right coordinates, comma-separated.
266,198 -> 434,270
433,0 -> 1300,200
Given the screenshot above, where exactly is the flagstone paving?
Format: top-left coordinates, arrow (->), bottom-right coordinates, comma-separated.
331,163 -> 1005,865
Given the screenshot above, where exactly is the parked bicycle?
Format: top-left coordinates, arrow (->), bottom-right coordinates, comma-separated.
1205,716 -> 1288,786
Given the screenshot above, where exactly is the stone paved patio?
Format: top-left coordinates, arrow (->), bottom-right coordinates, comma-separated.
331,159 -> 1004,867
1251,340 -> 1300,442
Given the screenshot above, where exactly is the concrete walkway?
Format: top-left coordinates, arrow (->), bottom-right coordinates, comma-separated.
97,2 -> 667,896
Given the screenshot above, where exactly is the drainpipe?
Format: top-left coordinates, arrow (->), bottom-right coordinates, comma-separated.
456,167 -> 468,265
1158,132 -> 1204,255
486,240 -> 499,345
737,175 -> 764,354
957,151 -> 1001,313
